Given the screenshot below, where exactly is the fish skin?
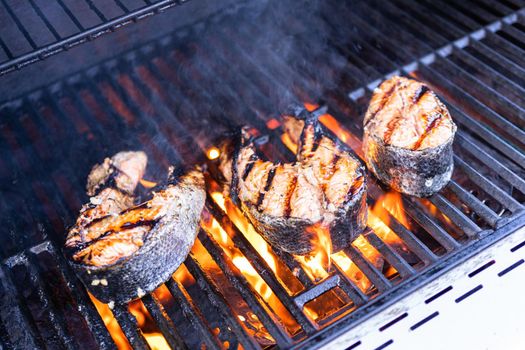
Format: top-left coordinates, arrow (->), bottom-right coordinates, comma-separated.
221,109 -> 367,255
363,77 -> 457,197
66,151 -> 205,304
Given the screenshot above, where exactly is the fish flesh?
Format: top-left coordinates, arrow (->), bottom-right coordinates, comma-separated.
220,108 -> 367,255
363,76 -> 457,197
65,151 -> 205,304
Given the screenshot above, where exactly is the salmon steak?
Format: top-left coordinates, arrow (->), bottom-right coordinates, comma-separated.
220,108 -> 367,255
65,151 -> 205,304
363,76 -> 457,197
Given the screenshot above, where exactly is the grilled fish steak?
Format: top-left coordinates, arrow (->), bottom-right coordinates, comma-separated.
220,109 -> 367,255
65,152 -> 205,304
363,76 -> 457,197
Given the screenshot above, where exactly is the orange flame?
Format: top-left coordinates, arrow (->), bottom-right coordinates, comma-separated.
421,199 -> 453,227
89,293 -> 171,350
210,190 -> 303,295
294,224 -> 332,281
368,191 -> 409,245
139,179 -> 157,188
201,214 -> 298,331
89,293 -> 132,350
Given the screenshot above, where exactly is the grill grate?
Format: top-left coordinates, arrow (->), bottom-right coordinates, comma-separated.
0,0 -> 191,76
1,0 -> 525,349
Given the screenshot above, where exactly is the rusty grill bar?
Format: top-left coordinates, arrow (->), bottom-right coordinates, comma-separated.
1,0 -> 525,349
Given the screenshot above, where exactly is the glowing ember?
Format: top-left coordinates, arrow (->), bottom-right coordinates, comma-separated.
207,147 -> 221,160
266,118 -> 281,129
139,178 -> 157,188
304,102 -> 320,112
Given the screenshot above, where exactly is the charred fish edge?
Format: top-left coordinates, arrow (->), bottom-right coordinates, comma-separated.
363,125 -> 456,197
68,171 -> 205,304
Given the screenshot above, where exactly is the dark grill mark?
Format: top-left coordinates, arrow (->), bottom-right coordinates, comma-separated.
412,112 -> 444,150
383,109 -> 403,145
413,85 -> 429,104
67,218 -> 159,259
344,174 -> 364,204
364,80 -> 399,128
321,153 -> 339,194
284,175 -> 298,217
256,167 -> 277,209
242,154 -> 259,180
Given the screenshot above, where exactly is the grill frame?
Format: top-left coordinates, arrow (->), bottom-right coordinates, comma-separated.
1,0 -> 525,349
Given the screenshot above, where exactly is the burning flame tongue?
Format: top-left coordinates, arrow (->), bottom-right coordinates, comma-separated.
295,224 -> 332,281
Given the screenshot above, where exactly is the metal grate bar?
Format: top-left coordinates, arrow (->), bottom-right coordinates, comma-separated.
415,64 -> 525,147
456,133 -> 525,195
141,294 -> 188,350
450,49 -> 525,110
418,0 -> 478,32
27,0 -> 61,40
0,0 -> 38,49
433,57 -> 524,128
467,39 -> 525,86
198,231 -> 293,345
454,156 -> 523,214
293,275 -> 340,309
56,0 -> 86,31
402,199 -> 462,252
5,254 -> 76,350
450,0 -> 499,24
112,304 -> 151,350
447,180 -> 501,228
163,277 -> 223,350
446,102 -> 525,169
483,30 -> 525,67
365,0 -> 449,49
48,243 -> 116,349
205,199 -> 318,333
183,256 -> 260,350
0,264 -> 44,349
330,264 -> 369,306
390,0 -> 464,40
0,0 -> 186,75
364,232 -> 416,278
344,245 -> 391,293
428,194 -> 483,237
376,210 -> 438,264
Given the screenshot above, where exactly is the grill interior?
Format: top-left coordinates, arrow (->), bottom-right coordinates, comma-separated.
1,0 -> 525,349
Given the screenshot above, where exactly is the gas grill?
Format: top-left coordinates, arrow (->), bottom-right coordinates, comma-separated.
1,0 -> 525,349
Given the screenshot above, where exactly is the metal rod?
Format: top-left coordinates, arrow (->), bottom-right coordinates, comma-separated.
427,193 -> 482,237
447,180 -> 500,228
198,231 -> 293,345
141,294 -> 188,350
164,278 -> 222,350
183,255 -> 260,349
112,304 -> 151,350
364,231 -> 416,278
343,245 -> 391,293
454,156 -> 522,214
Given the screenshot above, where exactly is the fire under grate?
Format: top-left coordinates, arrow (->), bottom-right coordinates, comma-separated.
1,0 -> 525,349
